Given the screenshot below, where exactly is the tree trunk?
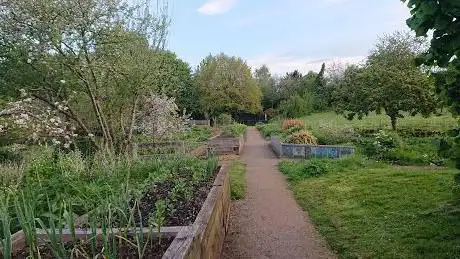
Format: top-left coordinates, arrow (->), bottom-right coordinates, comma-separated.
125,96 -> 138,154
390,116 -> 397,131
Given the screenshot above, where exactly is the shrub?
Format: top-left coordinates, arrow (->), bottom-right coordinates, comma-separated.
279,93 -> 313,118
359,130 -> 402,158
216,113 -> 233,126
256,122 -> 281,138
181,126 -> 212,142
279,159 -> 329,181
314,124 -> 360,145
281,125 -> 304,139
281,119 -> 305,132
285,130 -> 318,145
301,160 -> 328,177
264,108 -> 279,118
222,123 -> 247,137
0,146 -> 23,164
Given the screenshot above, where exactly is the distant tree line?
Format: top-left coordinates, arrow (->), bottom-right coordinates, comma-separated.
255,31 -> 439,131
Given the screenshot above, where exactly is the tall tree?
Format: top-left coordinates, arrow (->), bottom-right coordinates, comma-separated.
150,51 -> 198,115
0,0 -> 170,153
255,65 -> 276,110
195,53 -> 262,118
402,0 -> 460,189
333,31 -> 437,130
311,63 -> 331,111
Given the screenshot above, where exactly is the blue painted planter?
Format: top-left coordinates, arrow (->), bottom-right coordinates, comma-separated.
270,136 -> 355,159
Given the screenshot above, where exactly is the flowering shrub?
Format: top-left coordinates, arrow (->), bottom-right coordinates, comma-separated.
285,130 -> 318,145
359,130 -> 402,158
0,90 -> 77,148
139,94 -> 190,140
281,119 -> 305,132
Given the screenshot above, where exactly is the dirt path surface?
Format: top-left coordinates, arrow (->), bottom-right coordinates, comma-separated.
222,128 -> 335,259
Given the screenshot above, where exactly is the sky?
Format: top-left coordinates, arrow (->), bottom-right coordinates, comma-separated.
166,0 -> 412,75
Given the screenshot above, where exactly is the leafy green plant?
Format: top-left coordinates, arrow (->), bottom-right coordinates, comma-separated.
256,122 -> 281,138
216,113 -> 233,126
279,93 -> 314,118
281,119 -> 305,132
314,124 -> 360,145
0,146 -> 23,165
281,125 -> 304,139
222,123 -> 247,137
280,159 -> 329,182
0,194 -> 12,259
180,126 -> 212,142
359,130 -> 402,158
285,130 -> 318,145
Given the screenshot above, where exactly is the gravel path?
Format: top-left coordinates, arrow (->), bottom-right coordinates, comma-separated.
222,128 -> 335,259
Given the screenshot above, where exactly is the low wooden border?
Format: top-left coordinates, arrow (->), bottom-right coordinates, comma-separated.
162,164 -> 231,259
190,132 -> 222,157
208,134 -> 245,156
4,165 -> 230,259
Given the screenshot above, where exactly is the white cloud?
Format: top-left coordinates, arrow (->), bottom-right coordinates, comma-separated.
198,0 -> 238,15
248,54 -> 366,75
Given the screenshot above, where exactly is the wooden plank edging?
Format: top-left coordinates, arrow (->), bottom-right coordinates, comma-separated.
162,164 -> 231,259
3,165 -> 230,259
5,226 -> 184,256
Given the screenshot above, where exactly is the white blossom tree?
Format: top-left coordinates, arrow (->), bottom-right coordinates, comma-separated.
0,90 -> 78,148
139,94 -> 190,142
0,0 -> 171,154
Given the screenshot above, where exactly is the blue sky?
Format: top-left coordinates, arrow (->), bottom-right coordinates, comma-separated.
167,0 -> 412,75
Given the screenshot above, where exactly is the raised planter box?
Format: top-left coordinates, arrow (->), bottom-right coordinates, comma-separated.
191,120 -> 211,127
208,134 -> 245,156
163,164 -> 231,258
190,132 -> 222,157
270,136 -> 355,159
3,165 -> 231,259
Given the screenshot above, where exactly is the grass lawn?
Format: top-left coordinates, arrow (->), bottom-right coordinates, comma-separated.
229,160 -> 246,200
259,112 -> 457,139
279,158 -> 460,259
299,112 -> 457,133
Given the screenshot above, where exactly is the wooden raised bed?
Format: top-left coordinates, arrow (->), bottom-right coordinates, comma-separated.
163,164 -> 231,258
208,134 -> 245,156
4,165 -> 231,259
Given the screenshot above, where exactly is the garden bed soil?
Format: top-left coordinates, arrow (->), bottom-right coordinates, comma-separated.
7,165 -> 221,259
13,236 -> 174,259
134,172 -> 217,227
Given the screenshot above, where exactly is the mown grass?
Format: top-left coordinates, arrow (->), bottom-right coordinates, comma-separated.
257,112 -> 457,166
300,112 -> 457,133
279,157 -> 460,259
259,112 -> 457,139
229,161 -> 246,200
